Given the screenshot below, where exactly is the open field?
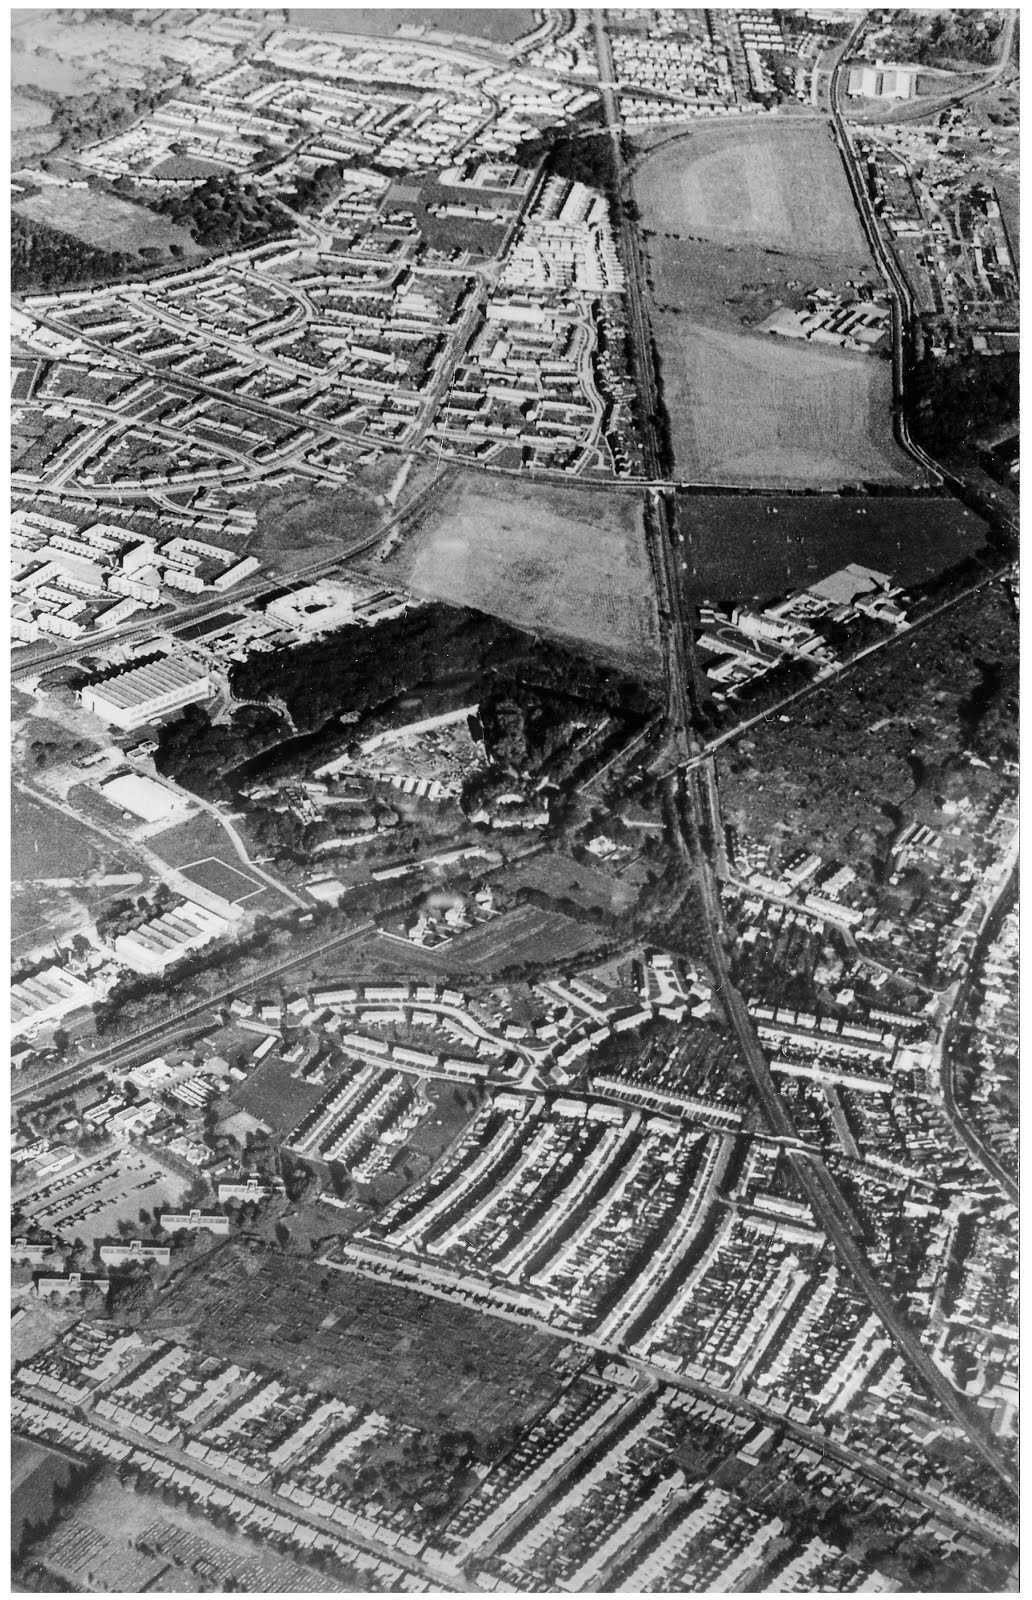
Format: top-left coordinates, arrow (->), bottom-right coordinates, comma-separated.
501,851 -> 638,915
657,320 -> 912,487
366,472 -> 661,675
678,493 -> 993,603
634,120 -> 868,256
633,119 -> 917,488
148,1249 -> 578,1437
149,811 -> 236,867
14,188 -> 200,257
151,811 -> 291,912
444,902 -> 602,972
232,1055 -> 335,1135
12,89 -> 60,161
180,855 -> 267,905
290,7 -> 534,44
13,789 -> 118,881
249,454 -> 440,569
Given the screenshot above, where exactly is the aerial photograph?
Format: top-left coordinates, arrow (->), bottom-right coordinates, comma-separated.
10,4 -> 1018,1594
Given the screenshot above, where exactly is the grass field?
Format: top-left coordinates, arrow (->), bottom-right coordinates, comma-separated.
290,7 -> 534,43
677,494 -> 992,603
14,188 -> 199,257
633,119 -> 917,488
232,1055 -> 334,1134
634,121 -> 868,256
368,472 -> 661,675
502,851 -> 638,915
148,811 -> 238,868
445,902 -> 602,972
12,790 -> 112,880
657,320 -> 912,488
180,856 -> 266,904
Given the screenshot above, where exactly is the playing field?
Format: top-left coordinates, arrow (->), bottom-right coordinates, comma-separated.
369,473 -> 661,675
634,121 -> 868,256
657,320 -> 913,488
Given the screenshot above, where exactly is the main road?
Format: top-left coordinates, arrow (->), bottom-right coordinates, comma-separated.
673,758 -> 1018,1496
597,11 -> 1018,1485
937,863 -> 1019,1204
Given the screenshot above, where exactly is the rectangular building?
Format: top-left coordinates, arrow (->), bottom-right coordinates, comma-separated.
80,655 -> 211,730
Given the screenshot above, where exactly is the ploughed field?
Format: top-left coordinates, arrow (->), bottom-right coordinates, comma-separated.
632,120 -> 918,488
677,492 -> 993,602
363,471 -> 662,676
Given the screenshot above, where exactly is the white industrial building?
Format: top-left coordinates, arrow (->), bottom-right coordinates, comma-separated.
101,772 -> 192,824
113,899 -> 230,974
79,655 -> 212,729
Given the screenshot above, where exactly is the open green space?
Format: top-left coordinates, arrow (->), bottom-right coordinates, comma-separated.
365,471 -> 661,675
148,811 -> 239,870
289,7 -> 535,44
232,1055 -> 334,1135
634,120 -> 868,256
655,318 -> 911,488
677,493 -> 992,603
12,789 -> 113,880
633,119 -> 917,487
502,850 -> 637,916
14,187 -> 199,256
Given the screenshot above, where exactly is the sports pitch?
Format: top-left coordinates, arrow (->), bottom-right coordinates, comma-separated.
634,121 -> 869,257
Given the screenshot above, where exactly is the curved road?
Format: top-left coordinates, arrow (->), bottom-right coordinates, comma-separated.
938,865 -> 1019,1204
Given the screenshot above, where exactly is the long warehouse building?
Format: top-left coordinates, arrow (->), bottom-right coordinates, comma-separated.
79,655 -> 212,729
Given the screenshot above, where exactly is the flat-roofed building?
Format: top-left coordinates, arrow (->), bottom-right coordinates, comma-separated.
80,656 -> 211,730
99,1239 -> 172,1266
159,1209 -> 230,1236
101,772 -> 191,824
